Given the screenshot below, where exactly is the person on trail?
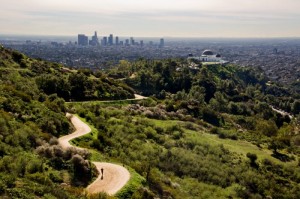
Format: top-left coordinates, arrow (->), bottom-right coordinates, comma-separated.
101,168 -> 104,180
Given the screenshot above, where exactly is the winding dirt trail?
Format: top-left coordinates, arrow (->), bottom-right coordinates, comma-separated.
58,113 -> 130,195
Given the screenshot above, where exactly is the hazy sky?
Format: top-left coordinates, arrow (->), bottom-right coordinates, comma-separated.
1,0 -> 300,37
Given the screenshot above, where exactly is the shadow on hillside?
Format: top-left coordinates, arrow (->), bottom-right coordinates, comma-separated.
271,152 -> 294,162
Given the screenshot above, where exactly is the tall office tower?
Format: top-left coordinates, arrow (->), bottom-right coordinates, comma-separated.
159,38 -> 164,48
140,40 -> 144,47
90,31 -> 99,46
115,36 -> 119,45
102,36 -> 107,46
108,34 -> 113,45
78,34 -> 88,46
125,39 -> 129,46
130,37 -> 135,45
119,41 -> 124,46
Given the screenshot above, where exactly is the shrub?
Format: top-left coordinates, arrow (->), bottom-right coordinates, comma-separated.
12,51 -> 24,63
246,153 -> 257,164
202,108 -> 221,126
210,127 -> 219,134
49,137 -> 58,145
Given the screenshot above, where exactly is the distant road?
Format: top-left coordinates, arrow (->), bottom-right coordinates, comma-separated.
66,94 -> 148,104
271,106 -> 293,119
58,113 -> 130,195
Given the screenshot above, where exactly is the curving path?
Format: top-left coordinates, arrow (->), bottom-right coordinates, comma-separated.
271,106 -> 293,119
58,113 -> 130,195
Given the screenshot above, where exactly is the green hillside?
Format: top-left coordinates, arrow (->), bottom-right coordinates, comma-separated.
0,46 -> 134,102
0,46 -> 134,198
1,46 -> 300,199
68,58 -> 300,198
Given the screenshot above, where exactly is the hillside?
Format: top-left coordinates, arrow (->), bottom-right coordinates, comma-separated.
0,45 -> 134,102
67,59 -> 300,198
0,46 -> 135,198
1,46 -> 300,199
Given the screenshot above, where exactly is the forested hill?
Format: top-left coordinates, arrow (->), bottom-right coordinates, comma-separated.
108,59 -> 300,148
0,46 -> 133,198
68,59 -> 300,198
110,59 -> 300,115
0,46 -> 134,102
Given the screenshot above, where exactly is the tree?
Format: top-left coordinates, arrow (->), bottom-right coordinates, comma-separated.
202,107 -> 222,126
228,102 -> 241,115
71,154 -> 92,185
255,120 -> 278,137
195,67 -> 217,103
269,138 -> 284,154
188,86 -> 205,104
69,72 -> 88,101
246,153 -> 258,168
36,74 -> 70,100
292,100 -> 300,115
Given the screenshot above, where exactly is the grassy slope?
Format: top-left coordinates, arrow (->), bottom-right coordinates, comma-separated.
149,118 -> 298,166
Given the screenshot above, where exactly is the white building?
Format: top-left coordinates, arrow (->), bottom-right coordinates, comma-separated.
188,50 -> 228,64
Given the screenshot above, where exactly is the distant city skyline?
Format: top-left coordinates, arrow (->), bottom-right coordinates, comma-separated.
77,32 -> 164,47
1,0 -> 300,38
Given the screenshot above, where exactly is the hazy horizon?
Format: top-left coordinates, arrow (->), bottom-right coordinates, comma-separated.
1,0 -> 300,38
2,33 -> 300,39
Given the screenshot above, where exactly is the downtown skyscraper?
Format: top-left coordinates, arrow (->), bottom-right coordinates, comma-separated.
78,34 -> 88,46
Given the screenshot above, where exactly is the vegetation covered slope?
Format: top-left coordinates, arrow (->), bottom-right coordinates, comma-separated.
0,46 -> 134,102
0,46 -> 135,198
66,59 -> 300,198
68,103 -> 300,199
1,45 -> 300,199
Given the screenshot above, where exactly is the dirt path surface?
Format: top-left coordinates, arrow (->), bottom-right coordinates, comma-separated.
134,94 -> 148,100
87,163 -> 130,195
66,94 -> 147,104
271,106 -> 293,119
58,113 -> 130,195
